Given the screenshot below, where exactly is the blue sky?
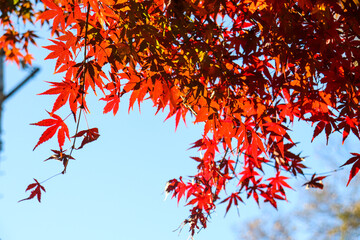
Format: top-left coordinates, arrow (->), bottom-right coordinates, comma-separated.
0,17 -> 358,240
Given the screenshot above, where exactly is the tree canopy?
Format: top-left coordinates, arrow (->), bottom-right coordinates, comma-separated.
1,0 -> 360,237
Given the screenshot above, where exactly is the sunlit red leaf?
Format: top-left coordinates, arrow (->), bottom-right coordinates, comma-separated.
31,112 -> 70,150
40,80 -> 80,114
43,40 -> 72,71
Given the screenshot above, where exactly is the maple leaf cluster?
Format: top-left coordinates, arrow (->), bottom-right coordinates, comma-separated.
3,0 -> 360,237
0,0 -> 39,66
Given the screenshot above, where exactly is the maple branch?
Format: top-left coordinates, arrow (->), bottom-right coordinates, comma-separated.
233,149 -> 243,177
70,110 -> 83,153
303,168 -> 345,178
259,157 -> 345,181
69,2 -> 91,162
80,2 -> 91,101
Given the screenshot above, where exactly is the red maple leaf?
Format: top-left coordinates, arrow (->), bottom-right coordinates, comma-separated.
45,149 -> 75,173
32,112 -> 70,150
39,80 -> 80,115
341,152 -> 360,186
101,94 -> 120,115
19,179 -> 46,203
267,172 -> 293,192
303,174 -> 327,189
101,81 -> 122,115
37,0 -> 68,35
43,39 -> 72,71
220,193 -> 243,215
72,128 -> 100,149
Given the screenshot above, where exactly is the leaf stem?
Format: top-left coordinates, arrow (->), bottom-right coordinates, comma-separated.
40,172 -> 62,184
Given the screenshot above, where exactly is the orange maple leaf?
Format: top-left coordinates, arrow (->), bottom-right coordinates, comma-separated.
32,112 -> 70,150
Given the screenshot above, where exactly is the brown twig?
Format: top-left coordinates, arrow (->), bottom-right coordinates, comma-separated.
69,2 -> 91,158
180,95 -> 197,116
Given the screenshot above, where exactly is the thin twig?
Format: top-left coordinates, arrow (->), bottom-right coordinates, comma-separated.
69,2 -> 91,158
180,95 -> 197,116
40,172 -> 62,184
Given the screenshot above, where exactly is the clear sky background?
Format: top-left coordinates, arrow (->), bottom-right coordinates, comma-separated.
0,18 -> 358,240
